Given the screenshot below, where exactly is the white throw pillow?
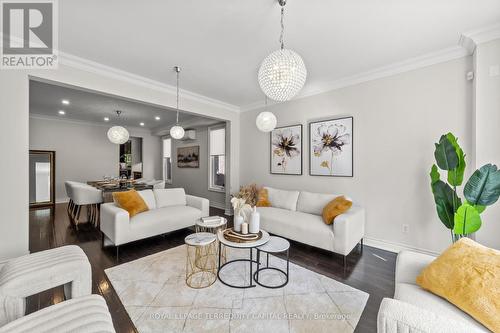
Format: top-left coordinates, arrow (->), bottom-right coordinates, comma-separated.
154,188 -> 187,208
137,189 -> 156,210
297,191 -> 339,216
265,187 -> 300,211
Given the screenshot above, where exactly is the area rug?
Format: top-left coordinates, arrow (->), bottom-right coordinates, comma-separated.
105,245 -> 369,333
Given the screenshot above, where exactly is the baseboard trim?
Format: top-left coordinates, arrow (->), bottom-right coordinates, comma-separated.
209,201 -> 226,211
363,236 -> 440,256
56,198 -> 69,204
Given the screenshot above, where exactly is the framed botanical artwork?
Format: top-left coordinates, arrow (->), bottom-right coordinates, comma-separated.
270,124 -> 303,175
309,116 -> 353,177
177,146 -> 200,168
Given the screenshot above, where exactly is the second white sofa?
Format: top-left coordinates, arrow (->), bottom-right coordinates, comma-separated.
100,188 -> 209,256
257,187 -> 365,265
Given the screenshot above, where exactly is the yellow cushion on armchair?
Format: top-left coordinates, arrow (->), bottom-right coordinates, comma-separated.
416,238 -> 500,332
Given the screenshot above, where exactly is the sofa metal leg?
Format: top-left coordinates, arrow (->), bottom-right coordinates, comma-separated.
116,246 -> 119,262
343,255 -> 347,268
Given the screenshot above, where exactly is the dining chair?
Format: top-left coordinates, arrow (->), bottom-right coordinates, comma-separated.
70,183 -> 103,229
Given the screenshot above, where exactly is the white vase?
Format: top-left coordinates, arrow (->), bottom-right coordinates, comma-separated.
249,206 -> 260,234
234,213 -> 244,233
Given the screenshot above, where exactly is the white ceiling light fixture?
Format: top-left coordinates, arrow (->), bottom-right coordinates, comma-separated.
107,110 -> 130,144
258,0 -> 307,102
155,116 -> 161,121
58,110 -> 66,115
256,96 -> 277,132
103,117 -> 109,122
61,99 -> 70,105
140,122 -> 145,126
170,66 -> 185,140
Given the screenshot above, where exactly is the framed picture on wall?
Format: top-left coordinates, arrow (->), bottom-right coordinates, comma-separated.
309,116 -> 353,177
270,124 -> 303,175
177,145 -> 200,168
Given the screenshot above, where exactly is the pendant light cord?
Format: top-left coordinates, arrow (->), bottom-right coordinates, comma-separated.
176,68 -> 180,124
279,6 -> 285,50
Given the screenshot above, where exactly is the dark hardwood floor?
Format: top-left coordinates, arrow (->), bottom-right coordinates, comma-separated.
28,203 -> 396,333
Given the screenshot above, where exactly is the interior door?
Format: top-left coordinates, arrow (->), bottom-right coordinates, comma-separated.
29,150 -> 55,207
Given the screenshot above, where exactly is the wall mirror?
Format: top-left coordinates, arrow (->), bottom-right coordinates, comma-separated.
119,137 -> 143,179
29,150 -> 55,207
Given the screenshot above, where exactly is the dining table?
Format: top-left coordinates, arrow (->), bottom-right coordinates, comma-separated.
87,180 -> 153,202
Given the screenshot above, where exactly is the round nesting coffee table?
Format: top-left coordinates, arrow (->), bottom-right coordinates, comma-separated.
253,236 -> 290,288
185,232 -> 217,289
195,217 -> 227,234
217,229 -> 270,289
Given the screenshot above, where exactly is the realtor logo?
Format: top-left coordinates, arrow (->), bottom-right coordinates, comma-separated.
1,0 -> 58,69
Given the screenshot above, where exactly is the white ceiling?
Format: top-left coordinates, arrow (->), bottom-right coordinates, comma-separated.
59,0 -> 500,108
29,80 -> 206,130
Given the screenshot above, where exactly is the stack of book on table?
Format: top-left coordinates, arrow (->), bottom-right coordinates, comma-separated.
201,216 -> 223,226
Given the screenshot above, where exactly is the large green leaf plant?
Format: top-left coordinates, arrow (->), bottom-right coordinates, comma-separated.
430,133 -> 500,242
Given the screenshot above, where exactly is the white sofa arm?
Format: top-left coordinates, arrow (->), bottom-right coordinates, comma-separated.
100,203 -> 130,246
377,298 -> 483,333
186,195 -> 209,217
395,251 -> 435,285
332,206 -> 365,256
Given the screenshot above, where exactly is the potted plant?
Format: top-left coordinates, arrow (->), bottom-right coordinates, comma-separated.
430,133 -> 500,242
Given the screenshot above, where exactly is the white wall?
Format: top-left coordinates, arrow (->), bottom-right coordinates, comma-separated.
0,71 -> 29,261
29,116 -> 162,202
474,38 -> 500,249
0,63 -> 240,262
240,57 -> 473,254
166,125 -> 226,208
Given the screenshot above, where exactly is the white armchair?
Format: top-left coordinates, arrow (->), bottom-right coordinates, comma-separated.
0,246 -> 91,326
377,251 -> 489,333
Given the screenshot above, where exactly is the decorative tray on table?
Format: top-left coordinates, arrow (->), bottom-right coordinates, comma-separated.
222,228 -> 262,243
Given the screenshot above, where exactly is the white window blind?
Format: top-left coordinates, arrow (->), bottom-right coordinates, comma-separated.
209,128 -> 225,156
163,138 -> 171,158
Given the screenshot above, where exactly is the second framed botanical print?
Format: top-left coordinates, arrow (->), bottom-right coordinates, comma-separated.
270,125 -> 303,175
309,116 -> 353,177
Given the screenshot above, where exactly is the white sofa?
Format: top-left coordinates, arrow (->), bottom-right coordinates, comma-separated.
100,188 -> 209,255
377,251 -> 489,333
257,187 -> 365,264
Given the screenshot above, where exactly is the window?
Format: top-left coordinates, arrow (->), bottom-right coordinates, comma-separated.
209,126 -> 225,191
163,138 -> 172,184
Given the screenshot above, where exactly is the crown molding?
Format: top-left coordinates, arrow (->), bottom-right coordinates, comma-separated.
461,23 -> 500,51
241,45 -> 469,112
58,52 -> 240,113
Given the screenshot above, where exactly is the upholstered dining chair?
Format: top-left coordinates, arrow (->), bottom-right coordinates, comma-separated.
70,183 -> 103,229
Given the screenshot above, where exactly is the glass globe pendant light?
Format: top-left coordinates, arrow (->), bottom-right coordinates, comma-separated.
256,96 -> 277,132
258,0 -> 307,102
107,110 -> 130,144
170,66 -> 185,140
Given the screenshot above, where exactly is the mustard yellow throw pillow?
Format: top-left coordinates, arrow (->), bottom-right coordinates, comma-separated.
416,238 -> 500,332
322,196 -> 352,225
112,190 -> 148,217
256,188 -> 271,207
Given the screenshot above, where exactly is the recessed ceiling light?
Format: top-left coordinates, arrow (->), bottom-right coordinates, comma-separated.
104,117 -> 109,122
155,116 -> 161,120
61,99 -> 70,105
58,110 -> 66,115
140,122 -> 145,126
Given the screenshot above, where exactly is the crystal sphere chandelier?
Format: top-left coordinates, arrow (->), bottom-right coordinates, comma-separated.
258,0 -> 307,102
170,66 -> 185,140
107,110 -> 129,144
